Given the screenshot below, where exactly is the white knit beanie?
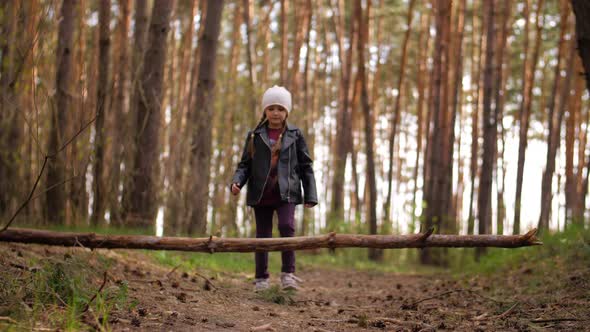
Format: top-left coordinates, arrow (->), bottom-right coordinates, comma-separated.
261,85 -> 292,113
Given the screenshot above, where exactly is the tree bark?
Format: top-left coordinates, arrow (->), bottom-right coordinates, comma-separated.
164,0 -> 198,236
0,0 -> 22,219
573,70 -> 586,223
121,0 -> 150,221
186,0 -> 225,236
329,0 -> 355,228
125,0 -> 174,231
421,0 -> 452,265
279,0 -> 289,85
0,228 -> 543,251
476,0 -> 497,259
538,4 -> 575,232
514,0 -> 545,234
288,0 -> 312,98
243,0 -> 257,118
46,0 -> 76,224
571,0 -> 590,95
91,0 -> 111,226
493,0 -> 512,235
467,0 -> 484,235
571,0 -> 590,222
410,11 -> 431,233
109,0 -> 131,225
384,0 -> 416,227
355,0 -> 379,261
449,0 -> 467,232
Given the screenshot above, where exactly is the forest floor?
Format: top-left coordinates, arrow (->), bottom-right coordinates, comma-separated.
1,230 -> 589,331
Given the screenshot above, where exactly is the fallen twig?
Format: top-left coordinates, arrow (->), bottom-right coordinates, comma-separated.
310,318 -> 351,323
0,317 -> 17,324
531,318 -> 584,323
374,317 -> 434,329
193,271 -> 217,290
497,302 -> 520,319
82,271 -> 109,313
166,264 -> 182,278
313,328 -> 336,332
402,288 -> 508,309
249,323 -> 276,331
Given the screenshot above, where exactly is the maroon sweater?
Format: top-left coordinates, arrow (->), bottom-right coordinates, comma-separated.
258,127 -> 282,206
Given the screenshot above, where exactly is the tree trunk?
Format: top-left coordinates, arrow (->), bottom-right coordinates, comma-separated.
0,1 -> 21,219
121,0 -> 150,221
467,0 -> 484,235
571,0 -> 590,222
214,1 -> 242,236
46,0 -> 76,224
493,0 -> 512,235
164,0 -> 198,236
384,0 -> 416,228
279,0 -> 289,85
411,11 -> 431,233
288,0 -> 312,98
421,0 -> 452,266
573,70 -> 586,223
109,0 -> 131,225
329,0 -> 355,228
22,0 -> 40,221
125,0 -> 174,231
475,0 -> 496,259
539,5 -> 575,232
91,0 -> 111,226
571,1 -> 590,95
69,0 -> 90,225
243,0 -> 257,118
355,0 -> 379,261
186,0 -> 225,236
449,0 -> 467,232
564,71 -> 577,225
514,0 -> 545,234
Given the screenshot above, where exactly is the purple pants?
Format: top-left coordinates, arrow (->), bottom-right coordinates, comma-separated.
254,203 -> 296,279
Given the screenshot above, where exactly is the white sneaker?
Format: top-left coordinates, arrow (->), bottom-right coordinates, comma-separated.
254,278 -> 270,292
280,272 -> 302,290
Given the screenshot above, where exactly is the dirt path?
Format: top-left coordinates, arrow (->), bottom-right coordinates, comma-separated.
2,243 -> 589,331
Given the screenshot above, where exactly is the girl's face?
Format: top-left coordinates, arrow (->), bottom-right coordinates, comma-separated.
264,105 -> 288,128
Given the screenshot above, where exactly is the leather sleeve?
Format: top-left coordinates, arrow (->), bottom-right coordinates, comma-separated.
295,130 -> 318,205
231,131 -> 252,190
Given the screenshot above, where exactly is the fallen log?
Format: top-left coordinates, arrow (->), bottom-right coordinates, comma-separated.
0,227 -> 542,252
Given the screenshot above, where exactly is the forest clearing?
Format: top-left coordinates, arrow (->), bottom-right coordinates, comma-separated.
2,0 -> 590,330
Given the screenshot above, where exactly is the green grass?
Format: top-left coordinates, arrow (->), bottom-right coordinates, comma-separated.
451,225 -> 590,276
14,222 -> 155,236
0,248 -> 131,330
143,246 -> 445,282
255,285 -> 296,305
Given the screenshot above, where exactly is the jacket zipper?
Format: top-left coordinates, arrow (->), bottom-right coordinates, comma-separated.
287,145 -> 291,202
255,132 -> 272,205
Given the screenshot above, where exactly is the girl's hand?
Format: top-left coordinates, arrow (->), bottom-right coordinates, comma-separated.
231,183 -> 241,195
304,203 -> 315,208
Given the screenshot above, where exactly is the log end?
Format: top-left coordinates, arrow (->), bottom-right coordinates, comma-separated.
523,228 -> 543,246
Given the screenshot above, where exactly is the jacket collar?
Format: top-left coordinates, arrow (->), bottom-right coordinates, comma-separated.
253,123 -> 298,151
253,123 -> 297,133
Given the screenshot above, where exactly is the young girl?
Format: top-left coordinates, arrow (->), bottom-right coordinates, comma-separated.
230,85 -> 318,291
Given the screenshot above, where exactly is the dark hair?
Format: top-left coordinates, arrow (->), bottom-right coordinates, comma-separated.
248,113 -> 288,158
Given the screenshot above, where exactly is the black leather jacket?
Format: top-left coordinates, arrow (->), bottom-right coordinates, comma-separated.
231,123 -> 318,207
